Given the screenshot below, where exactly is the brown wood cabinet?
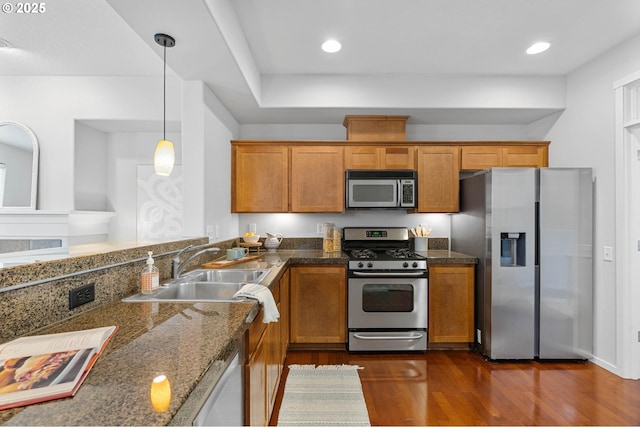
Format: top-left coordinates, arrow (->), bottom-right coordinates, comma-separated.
246,332 -> 268,426
290,146 -> 344,212
245,272 -> 289,426
345,145 -> 415,169
231,140 -> 549,214
343,115 -> 409,141
428,264 -> 475,344
232,145 -> 289,212
289,265 -> 347,345
460,146 -> 503,170
502,145 -> 548,167
460,144 -> 549,170
416,146 -> 460,212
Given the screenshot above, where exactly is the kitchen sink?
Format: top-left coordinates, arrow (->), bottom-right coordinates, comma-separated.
181,268 -> 270,284
123,281 -> 247,302
122,268 -> 270,303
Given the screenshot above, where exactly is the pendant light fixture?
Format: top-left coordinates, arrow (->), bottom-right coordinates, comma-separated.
153,33 -> 176,176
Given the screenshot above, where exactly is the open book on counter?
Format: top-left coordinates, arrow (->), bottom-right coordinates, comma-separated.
0,325 -> 117,410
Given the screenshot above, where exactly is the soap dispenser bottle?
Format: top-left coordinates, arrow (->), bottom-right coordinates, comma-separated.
141,251 -> 159,294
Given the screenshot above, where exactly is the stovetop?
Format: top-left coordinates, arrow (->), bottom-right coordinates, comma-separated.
343,227 -> 428,272
349,248 -> 426,261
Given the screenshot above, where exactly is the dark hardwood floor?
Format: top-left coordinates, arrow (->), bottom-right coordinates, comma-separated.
270,350 -> 640,426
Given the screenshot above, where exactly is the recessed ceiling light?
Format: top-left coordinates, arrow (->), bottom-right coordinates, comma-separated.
0,37 -> 14,49
321,39 -> 341,53
526,41 -> 550,55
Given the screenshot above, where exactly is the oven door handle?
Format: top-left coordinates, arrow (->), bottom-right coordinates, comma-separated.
352,332 -> 425,341
351,271 -> 426,277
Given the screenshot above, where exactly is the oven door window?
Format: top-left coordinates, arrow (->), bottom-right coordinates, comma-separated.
361,283 -> 414,312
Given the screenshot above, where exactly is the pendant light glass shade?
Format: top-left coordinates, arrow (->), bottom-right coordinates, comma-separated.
154,139 -> 175,176
154,33 -> 176,176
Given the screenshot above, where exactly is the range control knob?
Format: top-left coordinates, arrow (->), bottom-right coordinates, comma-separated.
367,262 -> 373,268
412,262 -> 419,268
357,262 -> 364,268
402,261 -> 409,268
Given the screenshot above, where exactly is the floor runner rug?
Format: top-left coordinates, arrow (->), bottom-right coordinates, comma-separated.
277,364 -> 371,426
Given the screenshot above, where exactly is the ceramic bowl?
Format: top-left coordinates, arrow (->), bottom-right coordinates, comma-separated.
243,234 -> 260,243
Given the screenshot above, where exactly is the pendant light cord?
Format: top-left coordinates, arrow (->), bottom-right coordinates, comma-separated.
163,42 -> 167,141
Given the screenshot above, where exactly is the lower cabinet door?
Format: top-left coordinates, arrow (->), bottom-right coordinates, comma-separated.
428,264 -> 475,343
289,266 -> 347,344
246,335 -> 268,426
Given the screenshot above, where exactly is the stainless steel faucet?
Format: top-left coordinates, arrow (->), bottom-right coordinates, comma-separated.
171,245 -> 194,278
172,247 -> 220,279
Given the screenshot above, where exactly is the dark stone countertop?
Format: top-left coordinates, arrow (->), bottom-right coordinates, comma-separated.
0,250 -> 342,426
0,248 -> 474,426
423,249 -> 478,265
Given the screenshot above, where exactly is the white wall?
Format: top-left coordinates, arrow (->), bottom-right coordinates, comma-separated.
182,81 -> 240,241
0,76 -> 180,211
542,32 -> 640,373
106,130 -> 182,242
204,106 -> 238,241
74,121 -> 108,211
0,74 -> 239,245
238,213 -> 451,244
240,123 -> 533,141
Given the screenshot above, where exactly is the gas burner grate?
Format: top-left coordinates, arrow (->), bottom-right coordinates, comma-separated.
350,249 -> 377,259
385,248 -> 413,258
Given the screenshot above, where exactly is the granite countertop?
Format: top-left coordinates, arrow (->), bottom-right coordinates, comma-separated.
0,247 -> 474,426
424,249 -> 478,265
0,250 -> 343,426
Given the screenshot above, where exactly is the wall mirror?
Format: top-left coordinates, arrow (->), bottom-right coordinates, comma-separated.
0,121 -> 39,210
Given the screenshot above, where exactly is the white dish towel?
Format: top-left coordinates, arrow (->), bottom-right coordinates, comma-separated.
234,283 -> 280,323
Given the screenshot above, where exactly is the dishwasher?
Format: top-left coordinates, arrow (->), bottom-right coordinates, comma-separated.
192,345 -> 244,426
169,340 -> 244,426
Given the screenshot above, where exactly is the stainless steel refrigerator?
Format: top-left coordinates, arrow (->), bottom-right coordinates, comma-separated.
451,168 -> 593,360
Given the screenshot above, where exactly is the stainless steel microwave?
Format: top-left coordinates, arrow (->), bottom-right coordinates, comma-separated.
346,170 -> 417,209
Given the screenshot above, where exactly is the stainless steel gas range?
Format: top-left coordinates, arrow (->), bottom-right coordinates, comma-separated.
343,227 -> 428,352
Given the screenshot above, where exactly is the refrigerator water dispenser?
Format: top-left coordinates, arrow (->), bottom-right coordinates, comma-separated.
500,232 -> 526,266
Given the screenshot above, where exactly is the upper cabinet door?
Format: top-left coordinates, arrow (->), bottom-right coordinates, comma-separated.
291,146 -> 345,212
460,146 -> 503,170
460,144 -> 549,170
502,146 -> 548,167
345,146 -> 380,169
416,146 -> 460,213
380,146 -> 415,169
232,145 -> 289,212
345,145 -> 415,170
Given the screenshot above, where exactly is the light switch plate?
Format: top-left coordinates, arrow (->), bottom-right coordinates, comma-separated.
603,246 -> 613,262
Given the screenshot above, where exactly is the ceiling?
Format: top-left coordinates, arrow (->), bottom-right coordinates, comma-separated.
2,0 -> 640,126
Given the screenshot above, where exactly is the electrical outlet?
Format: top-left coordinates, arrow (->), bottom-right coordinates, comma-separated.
317,223 -> 324,234
69,283 -> 95,309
